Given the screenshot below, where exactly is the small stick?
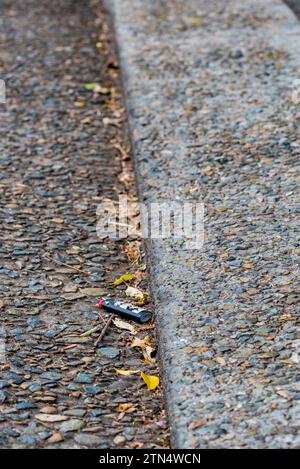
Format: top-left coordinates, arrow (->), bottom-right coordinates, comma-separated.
43,255 -> 90,276
94,314 -> 115,348
82,426 -> 103,432
98,312 -> 107,325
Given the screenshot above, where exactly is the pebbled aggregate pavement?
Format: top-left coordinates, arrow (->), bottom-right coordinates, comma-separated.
0,0 -> 168,449
109,0 -> 300,448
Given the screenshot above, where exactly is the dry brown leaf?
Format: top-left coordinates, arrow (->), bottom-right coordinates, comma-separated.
80,288 -> 105,297
248,377 -> 271,383
131,336 -> 155,362
52,217 -> 64,224
125,286 -> 149,306
113,142 -> 130,160
118,168 -> 134,187
133,270 -> 144,284
81,117 -> 92,124
188,419 -> 207,430
118,403 -> 136,413
123,241 -> 141,262
113,318 -> 137,335
276,390 -> 292,400
131,336 -> 151,348
216,357 -> 226,366
185,346 -> 208,354
138,324 -> 155,332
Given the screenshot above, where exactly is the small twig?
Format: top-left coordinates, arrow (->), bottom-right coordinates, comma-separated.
82,426 -> 103,432
98,312 -> 107,324
94,314 -> 115,348
129,259 -> 140,269
135,279 -> 143,287
43,255 -> 90,276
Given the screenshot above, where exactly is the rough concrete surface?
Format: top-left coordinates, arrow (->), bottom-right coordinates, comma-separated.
108,0 -> 300,448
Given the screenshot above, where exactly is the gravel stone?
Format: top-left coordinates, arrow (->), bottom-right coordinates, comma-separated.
74,433 -> 104,447
60,419 -> 85,433
74,374 -> 94,384
0,392 -> 8,404
17,435 -> 36,447
0,381 -> 10,390
83,386 -> 103,395
99,347 -> 119,358
15,402 -> 36,410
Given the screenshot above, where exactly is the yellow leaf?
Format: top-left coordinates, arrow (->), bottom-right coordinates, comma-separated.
83,83 -> 99,90
141,372 -> 159,391
115,369 -> 139,376
112,273 -> 134,287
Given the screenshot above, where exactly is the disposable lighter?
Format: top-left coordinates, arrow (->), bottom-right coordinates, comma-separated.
98,298 -> 152,324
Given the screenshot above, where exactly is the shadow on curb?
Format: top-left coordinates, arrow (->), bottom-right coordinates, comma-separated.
285,0 -> 300,17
